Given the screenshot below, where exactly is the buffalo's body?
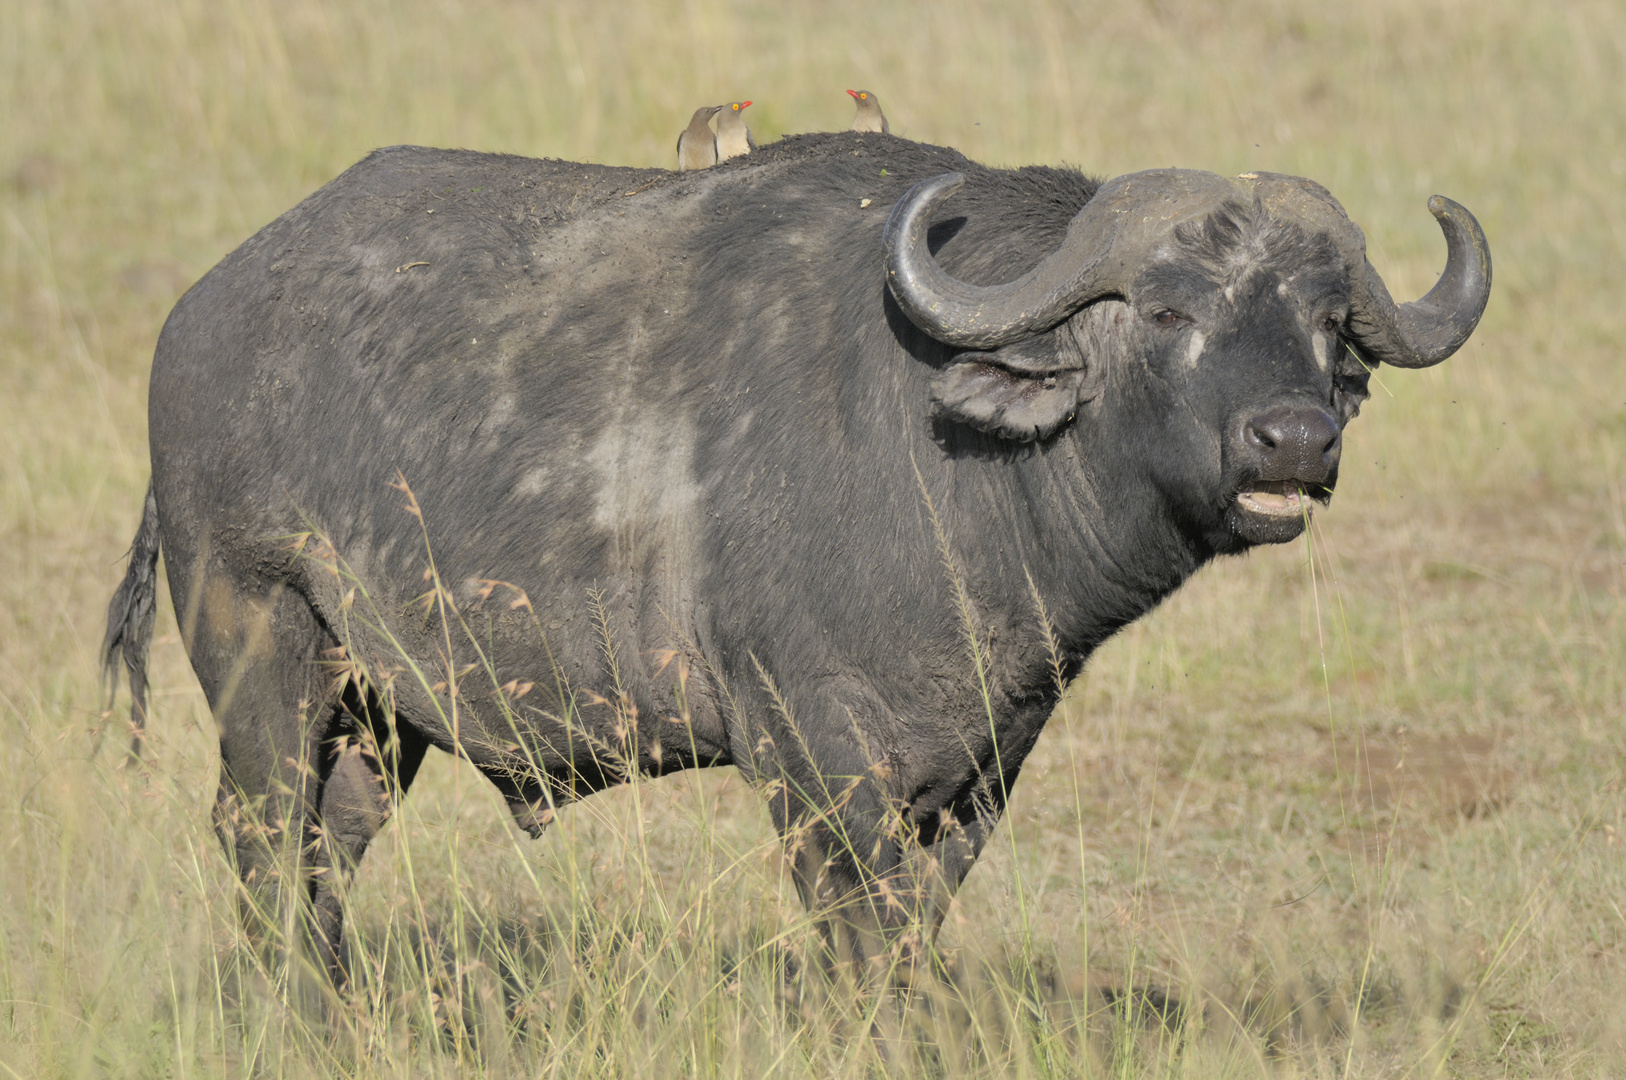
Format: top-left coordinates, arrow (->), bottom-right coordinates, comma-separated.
104,132 -> 1488,979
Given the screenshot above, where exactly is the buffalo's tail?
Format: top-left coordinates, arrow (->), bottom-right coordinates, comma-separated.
103,482 -> 161,759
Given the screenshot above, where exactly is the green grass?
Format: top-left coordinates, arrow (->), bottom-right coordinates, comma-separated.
3,0 -> 1624,1074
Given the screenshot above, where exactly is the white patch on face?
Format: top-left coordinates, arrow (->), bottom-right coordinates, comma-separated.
1185,329 -> 1207,368
1221,243 -> 1267,303
1312,333 -> 1330,371
1277,281 -> 1290,297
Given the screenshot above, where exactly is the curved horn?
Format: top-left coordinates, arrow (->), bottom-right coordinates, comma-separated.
883,169 -> 1245,349
1347,195 -> 1492,369
882,173 -> 1120,349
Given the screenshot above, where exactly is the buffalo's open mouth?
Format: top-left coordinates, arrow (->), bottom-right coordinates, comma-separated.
1228,480 -> 1331,544
1230,481 -> 1333,542
1234,480 -> 1323,520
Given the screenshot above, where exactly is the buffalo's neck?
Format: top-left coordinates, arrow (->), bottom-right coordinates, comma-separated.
939,429 -> 1211,681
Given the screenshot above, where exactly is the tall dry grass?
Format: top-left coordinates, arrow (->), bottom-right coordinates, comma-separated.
2,0 -> 1623,1075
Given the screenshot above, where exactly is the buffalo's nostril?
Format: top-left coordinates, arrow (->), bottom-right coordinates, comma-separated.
1243,406 -> 1342,482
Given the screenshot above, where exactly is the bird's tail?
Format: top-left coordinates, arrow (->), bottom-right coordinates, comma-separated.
102,482 -> 161,760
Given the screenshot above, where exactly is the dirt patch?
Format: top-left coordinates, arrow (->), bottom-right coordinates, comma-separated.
1326,732 -> 1513,823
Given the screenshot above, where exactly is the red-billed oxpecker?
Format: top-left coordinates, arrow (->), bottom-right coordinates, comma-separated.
677,105 -> 722,172
848,89 -> 888,134
714,101 -> 754,161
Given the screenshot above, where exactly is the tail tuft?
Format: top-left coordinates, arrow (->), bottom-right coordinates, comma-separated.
103,483 -> 161,759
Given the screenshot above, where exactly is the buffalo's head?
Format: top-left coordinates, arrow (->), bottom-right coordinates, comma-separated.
884,169 -> 1491,549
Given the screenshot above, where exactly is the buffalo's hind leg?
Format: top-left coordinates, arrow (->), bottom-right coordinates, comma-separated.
184,571 -> 337,984
307,680 -> 430,987
182,562 -> 423,991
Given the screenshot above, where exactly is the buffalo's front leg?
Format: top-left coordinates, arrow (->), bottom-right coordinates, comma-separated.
767,754 -> 1004,989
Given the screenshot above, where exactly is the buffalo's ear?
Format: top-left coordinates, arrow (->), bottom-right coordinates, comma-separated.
931,363 -> 1087,442
1332,339 -> 1373,425
929,324 -> 1101,442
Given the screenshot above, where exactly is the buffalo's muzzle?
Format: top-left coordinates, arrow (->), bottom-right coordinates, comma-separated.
1242,405 -> 1341,485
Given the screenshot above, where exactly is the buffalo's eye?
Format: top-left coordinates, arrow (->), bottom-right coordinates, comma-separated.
1320,313 -> 1343,334
1153,309 -> 1182,326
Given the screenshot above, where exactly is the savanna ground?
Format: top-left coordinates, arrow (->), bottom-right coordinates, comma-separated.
2,0 -> 1623,1075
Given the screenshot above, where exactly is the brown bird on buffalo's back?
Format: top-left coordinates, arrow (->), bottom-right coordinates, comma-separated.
714,101 -> 754,161
847,89 -> 888,135
677,105 -> 722,171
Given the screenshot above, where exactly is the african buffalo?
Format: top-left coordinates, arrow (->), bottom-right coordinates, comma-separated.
103,133 -> 1490,982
